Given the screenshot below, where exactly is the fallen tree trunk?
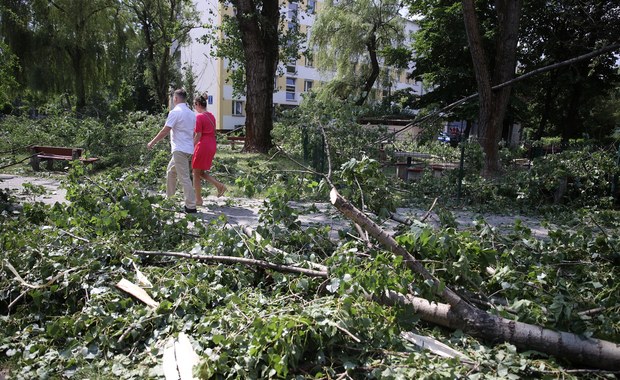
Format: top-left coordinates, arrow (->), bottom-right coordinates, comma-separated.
330,188 -> 620,370
380,291 -> 620,370
330,189 -> 479,317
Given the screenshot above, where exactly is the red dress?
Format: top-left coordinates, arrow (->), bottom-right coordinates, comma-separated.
192,112 -> 217,170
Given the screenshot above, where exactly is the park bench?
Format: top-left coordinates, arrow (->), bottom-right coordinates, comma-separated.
30,145 -> 99,171
216,128 -> 245,149
226,136 -> 246,148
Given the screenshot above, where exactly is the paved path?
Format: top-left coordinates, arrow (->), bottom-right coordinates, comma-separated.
1,174 -> 67,205
1,173 -> 551,239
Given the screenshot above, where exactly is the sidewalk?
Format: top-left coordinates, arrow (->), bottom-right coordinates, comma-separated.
1,173 -> 550,239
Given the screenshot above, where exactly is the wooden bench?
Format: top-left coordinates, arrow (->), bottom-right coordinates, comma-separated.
226,136 -> 246,149
30,145 -> 99,171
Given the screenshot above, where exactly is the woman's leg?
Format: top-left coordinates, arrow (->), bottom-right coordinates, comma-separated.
193,169 -> 203,206
201,172 -> 227,197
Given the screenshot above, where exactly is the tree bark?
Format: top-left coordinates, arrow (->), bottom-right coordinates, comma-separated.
462,0 -> 521,176
233,0 -> 279,153
380,291 -> 620,371
356,31 -> 380,106
330,187 -> 620,370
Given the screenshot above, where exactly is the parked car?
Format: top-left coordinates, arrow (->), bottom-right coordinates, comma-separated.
438,132 -> 451,143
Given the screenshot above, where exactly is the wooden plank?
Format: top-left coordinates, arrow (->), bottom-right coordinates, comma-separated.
115,278 -> 159,308
37,155 -> 73,160
161,333 -> 199,380
175,333 -> 199,380
162,338 -> 179,380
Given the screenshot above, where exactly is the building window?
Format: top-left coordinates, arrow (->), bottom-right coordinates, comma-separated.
304,80 -> 313,92
288,3 -> 298,19
307,0 -> 316,14
286,77 -> 296,101
232,100 -> 244,116
286,64 -> 296,74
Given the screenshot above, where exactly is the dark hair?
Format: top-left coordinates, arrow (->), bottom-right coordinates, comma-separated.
173,88 -> 187,101
194,92 -> 208,108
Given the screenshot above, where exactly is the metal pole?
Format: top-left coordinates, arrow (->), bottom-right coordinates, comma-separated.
457,142 -> 465,203
613,143 -> 620,204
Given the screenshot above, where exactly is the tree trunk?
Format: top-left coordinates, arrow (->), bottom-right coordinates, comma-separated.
561,81 -> 583,143
70,48 -> 87,115
233,0 -> 279,153
330,188 -> 479,317
330,187 -> 620,370
534,73 -> 559,140
380,291 -> 620,370
462,0 -> 521,176
356,31 -> 380,106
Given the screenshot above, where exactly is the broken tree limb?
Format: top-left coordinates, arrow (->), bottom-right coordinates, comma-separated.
330,187 -> 620,370
420,197 -> 439,223
401,331 -> 472,362
389,212 -> 412,225
380,291 -> 620,370
133,250 -> 328,278
330,188 -> 478,319
115,278 -> 159,309
240,226 -> 328,272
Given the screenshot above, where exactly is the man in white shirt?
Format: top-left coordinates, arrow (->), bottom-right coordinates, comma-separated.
147,88 -> 197,213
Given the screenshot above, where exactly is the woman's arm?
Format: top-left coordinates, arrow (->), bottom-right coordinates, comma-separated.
194,132 -> 202,146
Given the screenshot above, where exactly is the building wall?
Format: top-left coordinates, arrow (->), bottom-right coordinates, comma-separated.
181,0 -> 422,131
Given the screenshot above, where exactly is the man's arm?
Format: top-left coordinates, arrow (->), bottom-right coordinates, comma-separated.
147,126 -> 171,149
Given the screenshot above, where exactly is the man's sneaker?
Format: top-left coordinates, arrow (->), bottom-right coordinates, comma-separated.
184,206 -> 197,214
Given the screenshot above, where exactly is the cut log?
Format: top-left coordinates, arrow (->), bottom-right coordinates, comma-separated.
330,187 -> 620,370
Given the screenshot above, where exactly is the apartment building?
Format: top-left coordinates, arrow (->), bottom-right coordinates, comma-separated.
180,0 -> 422,131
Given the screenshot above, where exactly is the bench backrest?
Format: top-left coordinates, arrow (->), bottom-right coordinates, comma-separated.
31,146 -> 84,157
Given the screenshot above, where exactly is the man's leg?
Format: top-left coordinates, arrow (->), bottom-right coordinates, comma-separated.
166,156 -> 177,198
173,151 -> 196,209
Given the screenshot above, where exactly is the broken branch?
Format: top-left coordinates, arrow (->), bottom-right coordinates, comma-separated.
133,250 -> 328,278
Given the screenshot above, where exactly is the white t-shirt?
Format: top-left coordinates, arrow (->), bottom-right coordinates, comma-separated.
165,103 -> 196,154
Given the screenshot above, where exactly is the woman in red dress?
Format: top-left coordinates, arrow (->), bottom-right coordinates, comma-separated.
192,93 -> 226,206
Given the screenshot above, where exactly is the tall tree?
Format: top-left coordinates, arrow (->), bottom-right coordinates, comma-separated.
0,41 -> 19,110
200,1 -> 306,153
41,0 -> 118,113
230,0 -> 279,153
311,0 -> 405,106
123,0 -> 197,108
1,0 -> 145,113
0,0 -> 32,88
518,0 -> 620,142
406,1 -> 478,125
461,0 -> 521,175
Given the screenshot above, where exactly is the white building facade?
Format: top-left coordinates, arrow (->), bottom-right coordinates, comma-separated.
180,0 -> 422,131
